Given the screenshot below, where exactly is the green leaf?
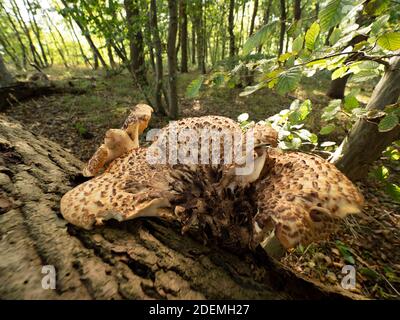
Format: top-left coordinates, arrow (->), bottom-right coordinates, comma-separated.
185,76 -> 204,98
370,165 -> 389,181
370,14 -> 390,35
305,22 -> 320,51
359,267 -> 380,280
289,99 -> 312,123
378,113 -> 399,132
278,52 -> 294,62
320,124 -> 336,135
292,35 -> 304,52
344,94 -> 359,112
385,183 -> 400,202
319,0 -> 343,32
322,99 -> 341,121
239,82 -> 265,96
335,241 -> 355,265
242,20 -> 277,55
332,66 -> 348,80
275,67 -> 302,95
329,27 -> 342,45
377,32 -> 400,51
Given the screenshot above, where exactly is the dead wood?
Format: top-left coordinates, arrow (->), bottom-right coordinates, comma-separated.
0,115 -> 364,299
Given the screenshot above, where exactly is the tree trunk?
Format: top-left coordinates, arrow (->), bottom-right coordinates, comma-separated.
194,0 -> 206,74
0,2 -> 28,68
334,56 -> 400,180
167,0 -> 179,119
326,74 -> 351,99
278,0 -> 286,55
124,0 -> 147,85
228,0 -> 236,57
60,0 -> 108,69
179,0 -> 189,73
0,55 -> 14,88
24,0 -> 49,68
107,44 -> 116,68
249,0 -> 259,36
10,0 -> 44,68
191,22 -> 196,65
258,0 -> 272,53
0,115 -> 364,299
294,0 -> 301,21
150,0 -> 167,115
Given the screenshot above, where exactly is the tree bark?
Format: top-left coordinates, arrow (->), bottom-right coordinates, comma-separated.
228,0 -> 236,57
167,0 -> 179,119
278,0 -> 286,56
327,74 -> 351,99
0,55 -> 14,88
294,0 -> 301,21
249,0 -> 259,36
191,21 -> 196,65
334,56 -> 400,180
179,0 -> 189,73
124,0 -> 147,85
150,0 -> 167,115
194,0 -> 206,74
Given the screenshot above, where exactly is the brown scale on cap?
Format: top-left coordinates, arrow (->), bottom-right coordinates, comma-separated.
62,147 -> 174,230
82,104 -> 154,177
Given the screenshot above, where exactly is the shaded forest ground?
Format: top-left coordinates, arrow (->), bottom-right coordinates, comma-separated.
3,66 -> 400,299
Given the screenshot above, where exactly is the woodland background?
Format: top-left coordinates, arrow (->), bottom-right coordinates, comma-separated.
0,0 -> 400,299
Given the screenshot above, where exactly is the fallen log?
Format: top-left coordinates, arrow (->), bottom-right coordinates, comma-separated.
0,81 -> 86,110
0,115 -> 364,299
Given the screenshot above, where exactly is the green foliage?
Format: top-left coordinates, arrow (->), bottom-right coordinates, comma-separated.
319,0 -> 346,32
335,241 -> 355,264
378,113 -> 399,132
377,32 -> 400,51
305,22 -> 320,51
322,99 -> 342,121
266,99 -> 318,150
185,76 -> 204,98
242,20 -> 278,55
275,67 -> 302,95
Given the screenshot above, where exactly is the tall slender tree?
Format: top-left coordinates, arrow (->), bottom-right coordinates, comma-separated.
179,0 -> 188,73
167,0 -> 179,119
278,0 -> 286,55
228,0 -> 235,57
124,0 -> 147,84
149,0 -> 167,114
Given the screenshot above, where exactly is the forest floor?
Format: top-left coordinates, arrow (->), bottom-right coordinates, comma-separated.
3,66 -> 400,299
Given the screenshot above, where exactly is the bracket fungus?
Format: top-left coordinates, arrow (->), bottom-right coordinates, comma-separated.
61,106 -> 364,256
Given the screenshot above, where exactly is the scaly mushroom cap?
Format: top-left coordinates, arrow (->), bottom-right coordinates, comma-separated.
122,103 -> 154,139
252,148 -> 364,249
82,129 -> 137,177
62,147 -> 174,230
148,115 -> 243,166
82,104 -> 153,177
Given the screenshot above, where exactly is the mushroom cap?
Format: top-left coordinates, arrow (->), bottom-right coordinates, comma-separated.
82,129 -> 136,177
61,147 -> 173,230
252,149 -> 364,249
122,104 -> 154,135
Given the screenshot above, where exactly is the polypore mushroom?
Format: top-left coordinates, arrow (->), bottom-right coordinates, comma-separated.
82,104 -> 153,177
82,129 -> 137,177
251,148 -> 364,256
